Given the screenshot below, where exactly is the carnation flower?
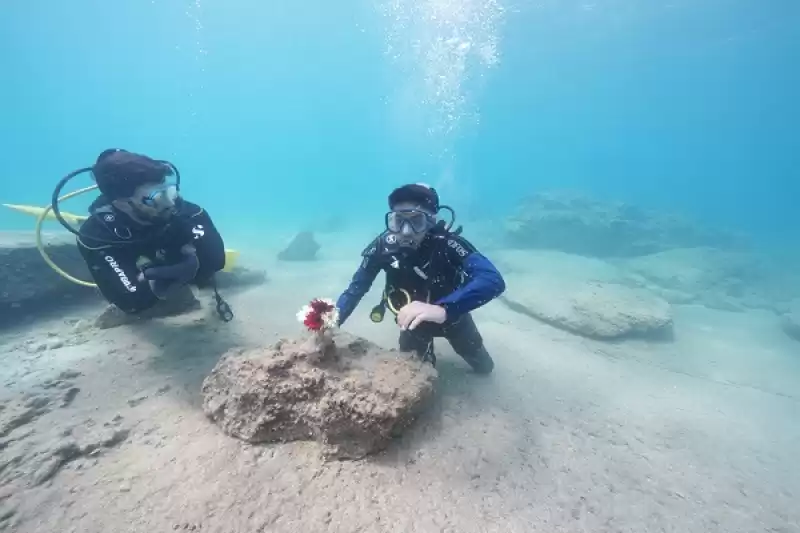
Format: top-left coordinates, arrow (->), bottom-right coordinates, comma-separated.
297,298 -> 340,332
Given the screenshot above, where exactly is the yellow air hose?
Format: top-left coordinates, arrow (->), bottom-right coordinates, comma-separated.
16,183 -> 238,287
35,185 -> 98,287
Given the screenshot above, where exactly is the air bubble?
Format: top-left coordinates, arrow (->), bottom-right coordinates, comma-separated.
379,0 -> 505,145
185,0 -> 206,127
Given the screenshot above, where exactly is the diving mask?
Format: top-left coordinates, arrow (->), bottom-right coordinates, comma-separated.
139,183 -> 179,214
385,209 -> 433,234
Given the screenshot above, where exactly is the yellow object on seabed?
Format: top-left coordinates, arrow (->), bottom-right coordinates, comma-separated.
3,193 -> 240,288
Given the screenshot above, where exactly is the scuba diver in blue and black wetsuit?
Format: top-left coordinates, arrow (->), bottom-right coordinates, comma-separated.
67,149 -> 232,320
336,183 -> 506,374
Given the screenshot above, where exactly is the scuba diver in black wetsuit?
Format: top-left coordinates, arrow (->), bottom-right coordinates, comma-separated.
65,148 -> 232,320
335,183 -> 506,374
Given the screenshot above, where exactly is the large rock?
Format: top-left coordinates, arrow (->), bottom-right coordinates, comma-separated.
201,331 -> 438,460
493,250 -> 673,339
505,190 -> 745,258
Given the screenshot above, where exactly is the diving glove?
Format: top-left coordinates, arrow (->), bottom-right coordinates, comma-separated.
141,248 -> 199,286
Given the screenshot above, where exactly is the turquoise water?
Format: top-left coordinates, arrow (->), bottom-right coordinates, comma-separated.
1,1 -> 797,242
3,3 -> 800,531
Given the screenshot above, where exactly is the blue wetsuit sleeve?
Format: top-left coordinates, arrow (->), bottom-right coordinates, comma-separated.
434,250 -> 506,321
336,251 -> 382,326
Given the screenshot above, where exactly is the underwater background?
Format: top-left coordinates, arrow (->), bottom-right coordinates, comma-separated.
1,0 -> 798,245
3,2 -> 800,532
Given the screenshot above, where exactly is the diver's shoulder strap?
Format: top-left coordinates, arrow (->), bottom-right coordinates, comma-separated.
361,233 -> 387,257
75,213 -> 114,250
77,208 -> 136,250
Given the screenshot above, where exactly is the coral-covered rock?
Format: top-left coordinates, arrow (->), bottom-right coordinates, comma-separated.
201,332 -> 437,460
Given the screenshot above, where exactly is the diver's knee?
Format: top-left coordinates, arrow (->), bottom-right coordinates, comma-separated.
458,346 -> 494,374
471,353 -> 494,375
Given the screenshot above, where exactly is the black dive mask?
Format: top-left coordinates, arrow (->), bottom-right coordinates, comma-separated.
384,208 -> 434,250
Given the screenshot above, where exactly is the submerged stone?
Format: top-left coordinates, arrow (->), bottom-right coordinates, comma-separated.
277,231 -> 320,261
201,331 -> 437,460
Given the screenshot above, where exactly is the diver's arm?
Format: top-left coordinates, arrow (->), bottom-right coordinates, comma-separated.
77,239 -> 160,314
434,236 -> 506,321
335,247 -> 383,326
184,204 -> 226,282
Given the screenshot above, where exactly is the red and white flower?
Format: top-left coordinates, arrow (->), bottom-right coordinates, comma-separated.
297,298 -> 340,332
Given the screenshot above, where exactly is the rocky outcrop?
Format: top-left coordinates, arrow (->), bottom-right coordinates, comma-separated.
0,231 -> 267,330
277,231 -> 320,261
505,191 -> 745,258
0,232 -> 98,327
202,332 -> 437,460
501,274 -> 673,340
493,250 -> 673,339
495,246 -> 798,318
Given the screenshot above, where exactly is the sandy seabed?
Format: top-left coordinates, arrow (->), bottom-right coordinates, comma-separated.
1,239 -> 799,533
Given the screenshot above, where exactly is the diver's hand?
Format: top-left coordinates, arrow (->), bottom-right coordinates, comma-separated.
140,253 -> 199,285
396,301 -> 447,331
